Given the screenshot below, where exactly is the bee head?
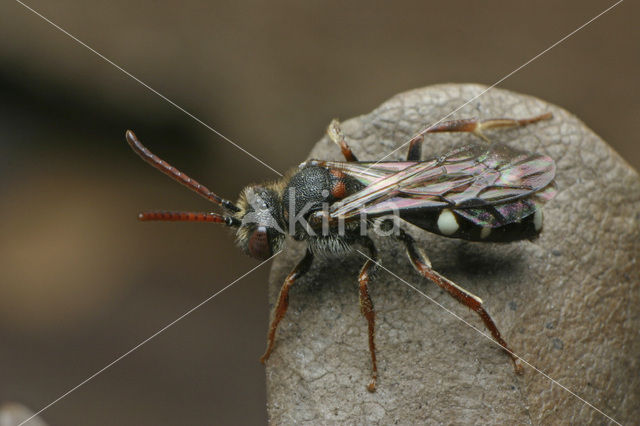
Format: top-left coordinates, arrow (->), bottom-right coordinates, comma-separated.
126,130 -> 288,261
234,185 -> 286,260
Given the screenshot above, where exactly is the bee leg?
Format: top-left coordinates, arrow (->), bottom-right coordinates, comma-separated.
406,134 -> 425,161
328,119 -> 359,162
407,112 -> 553,159
397,230 -> 524,375
358,237 -> 379,392
260,249 -> 314,364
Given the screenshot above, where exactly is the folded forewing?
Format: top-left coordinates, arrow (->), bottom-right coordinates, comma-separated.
306,143 -> 556,227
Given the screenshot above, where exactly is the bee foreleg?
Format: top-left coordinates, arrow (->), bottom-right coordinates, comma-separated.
397,229 -> 524,375
328,119 -> 359,162
260,249 -> 314,364
358,237 -> 379,392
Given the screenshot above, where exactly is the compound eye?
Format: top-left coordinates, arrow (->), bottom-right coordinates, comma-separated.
248,226 -> 272,260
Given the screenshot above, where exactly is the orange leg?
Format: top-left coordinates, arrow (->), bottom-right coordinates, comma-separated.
327,119 -> 359,162
260,250 -> 314,363
398,230 -> 523,374
406,113 -> 552,160
358,237 -> 379,392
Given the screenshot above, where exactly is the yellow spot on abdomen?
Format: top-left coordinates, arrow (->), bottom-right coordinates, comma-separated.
437,209 -> 459,236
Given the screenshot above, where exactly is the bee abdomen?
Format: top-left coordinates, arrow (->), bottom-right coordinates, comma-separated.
401,208 -> 544,242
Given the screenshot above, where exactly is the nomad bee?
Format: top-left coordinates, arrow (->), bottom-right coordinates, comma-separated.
126,112 -> 556,392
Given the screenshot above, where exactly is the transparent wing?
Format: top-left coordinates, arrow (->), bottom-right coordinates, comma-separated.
307,143 -> 556,227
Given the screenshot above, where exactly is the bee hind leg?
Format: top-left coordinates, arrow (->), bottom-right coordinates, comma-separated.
406,112 -> 552,160
396,229 -> 523,374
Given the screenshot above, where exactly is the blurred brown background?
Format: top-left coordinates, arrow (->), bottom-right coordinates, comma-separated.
0,1 -> 637,425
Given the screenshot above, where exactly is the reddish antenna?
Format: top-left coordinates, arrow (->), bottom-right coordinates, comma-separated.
138,211 -> 240,226
126,130 -> 239,212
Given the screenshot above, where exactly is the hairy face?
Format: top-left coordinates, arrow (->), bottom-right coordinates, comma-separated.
234,185 -> 285,260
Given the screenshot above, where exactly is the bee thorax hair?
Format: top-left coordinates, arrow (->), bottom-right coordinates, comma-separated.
307,235 -> 353,258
